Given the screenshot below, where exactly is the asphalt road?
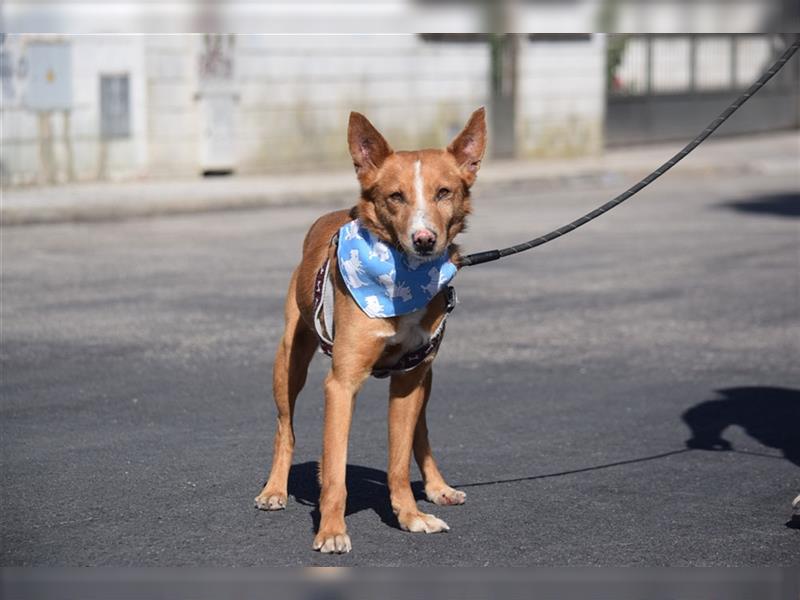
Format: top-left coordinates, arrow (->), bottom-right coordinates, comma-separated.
2,168 -> 799,566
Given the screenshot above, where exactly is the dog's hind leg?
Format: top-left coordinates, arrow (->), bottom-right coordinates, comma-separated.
255,272 -> 318,511
388,366 -> 451,534
413,368 -> 466,506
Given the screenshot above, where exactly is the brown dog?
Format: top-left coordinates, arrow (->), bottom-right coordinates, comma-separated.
254,107 -> 487,553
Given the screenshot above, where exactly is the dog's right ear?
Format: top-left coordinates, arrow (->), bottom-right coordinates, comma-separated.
348,112 -> 393,184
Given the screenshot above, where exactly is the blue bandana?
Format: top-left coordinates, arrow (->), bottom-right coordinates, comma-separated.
336,220 -> 458,318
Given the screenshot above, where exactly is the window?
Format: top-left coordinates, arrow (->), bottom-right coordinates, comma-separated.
100,74 -> 130,139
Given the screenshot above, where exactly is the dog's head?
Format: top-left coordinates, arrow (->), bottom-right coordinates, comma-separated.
348,108 -> 486,261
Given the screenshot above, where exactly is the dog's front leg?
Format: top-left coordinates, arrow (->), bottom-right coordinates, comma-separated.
313,370 -> 360,553
388,365 -> 450,534
313,332 -> 383,554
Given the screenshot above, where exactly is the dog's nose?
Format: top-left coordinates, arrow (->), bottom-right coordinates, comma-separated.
412,229 -> 437,254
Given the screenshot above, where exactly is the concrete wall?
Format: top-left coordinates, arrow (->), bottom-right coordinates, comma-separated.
144,35 -> 201,178
1,34 -> 606,184
516,35 -> 606,158
1,34 -> 147,185
233,35 -> 490,173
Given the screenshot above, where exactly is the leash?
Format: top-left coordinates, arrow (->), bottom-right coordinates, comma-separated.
459,37 -> 800,268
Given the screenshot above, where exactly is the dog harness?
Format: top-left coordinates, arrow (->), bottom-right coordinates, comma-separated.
313,219 -> 458,378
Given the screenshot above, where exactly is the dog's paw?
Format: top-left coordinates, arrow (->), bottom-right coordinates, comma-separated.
397,510 -> 450,533
425,484 -> 466,506
254,491 -> 287,511
313,530 -> 352,554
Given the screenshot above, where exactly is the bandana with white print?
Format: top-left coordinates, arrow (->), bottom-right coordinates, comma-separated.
336,219 -> 457,318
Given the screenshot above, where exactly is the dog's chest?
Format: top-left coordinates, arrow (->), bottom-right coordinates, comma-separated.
384,309 -> 430,355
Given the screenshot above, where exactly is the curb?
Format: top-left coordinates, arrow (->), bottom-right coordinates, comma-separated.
2,133 -> 796,227
0,189 -> 356,227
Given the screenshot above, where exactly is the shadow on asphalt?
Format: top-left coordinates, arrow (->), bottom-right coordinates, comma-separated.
288,450 -> 695,532
720,192 -> 800,218
287,462 -> 427,532
683,386 -> 800,530
283,387 -> 800,534
682,386 -> 800,467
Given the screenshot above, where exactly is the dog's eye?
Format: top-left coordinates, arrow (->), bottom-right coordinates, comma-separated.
436,187 -> 451,201
388,192 -> 406,204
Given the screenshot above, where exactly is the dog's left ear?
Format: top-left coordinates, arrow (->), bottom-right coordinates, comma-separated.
447,107 -> 487,187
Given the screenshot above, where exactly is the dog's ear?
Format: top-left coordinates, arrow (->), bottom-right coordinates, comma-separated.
447,107 -> 486,186
348,112 -> 393,184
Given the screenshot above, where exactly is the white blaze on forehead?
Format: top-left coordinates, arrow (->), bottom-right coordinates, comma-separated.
413,160 -> 425,210
411,159 -> 427,234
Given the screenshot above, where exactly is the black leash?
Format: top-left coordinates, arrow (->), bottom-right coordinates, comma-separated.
459,38 -> 800,268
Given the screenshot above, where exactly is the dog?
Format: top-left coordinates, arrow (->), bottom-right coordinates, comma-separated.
254,107 -> 487,553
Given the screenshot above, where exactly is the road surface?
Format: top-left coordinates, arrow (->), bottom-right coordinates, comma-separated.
2,168 -> 799,565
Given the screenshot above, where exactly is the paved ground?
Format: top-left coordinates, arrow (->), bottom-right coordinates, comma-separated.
2,165 -> 799,566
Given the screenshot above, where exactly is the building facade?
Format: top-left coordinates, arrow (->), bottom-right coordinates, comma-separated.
1,34 -> 608,185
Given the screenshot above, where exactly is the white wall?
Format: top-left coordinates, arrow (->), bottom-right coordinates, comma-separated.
2,34 -> 608,184
516,35 -> 606,158
232,35 -> 606,170
1,34 -> 147,185
144,35 -> 201,177
232,35 -> 491,173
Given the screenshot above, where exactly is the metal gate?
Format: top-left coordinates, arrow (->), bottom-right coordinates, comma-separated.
606,34 -> 800,146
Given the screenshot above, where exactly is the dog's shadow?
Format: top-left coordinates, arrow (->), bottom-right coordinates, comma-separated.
287,461 -> 426,532
682,386 -> 800,467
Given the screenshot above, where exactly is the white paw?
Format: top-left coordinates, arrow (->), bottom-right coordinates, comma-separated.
313,532 -> 352,554
254,493 -> 286,511
399,511 -> 450,533
425,485 -> 466,506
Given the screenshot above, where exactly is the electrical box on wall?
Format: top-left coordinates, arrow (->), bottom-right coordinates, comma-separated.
24,41 -> 72,111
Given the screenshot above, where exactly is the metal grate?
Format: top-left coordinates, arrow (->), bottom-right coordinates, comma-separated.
609,34 -> 791,96
605,34 -> 799,146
